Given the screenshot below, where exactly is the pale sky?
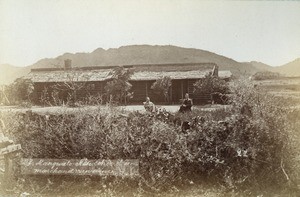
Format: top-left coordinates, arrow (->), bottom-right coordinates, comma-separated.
0,0 -> 300,67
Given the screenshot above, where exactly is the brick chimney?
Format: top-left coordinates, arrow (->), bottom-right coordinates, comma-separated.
64,59 -> 72,69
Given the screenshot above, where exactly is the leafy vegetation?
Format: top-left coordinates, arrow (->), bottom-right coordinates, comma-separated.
194,74 -> 229,104
0,79 -> 299,196
51,72 -> 89,107
0,78 -> 34,106
104,67 -> 133,105
251,71 -> 281,80
151,76 -> 172,103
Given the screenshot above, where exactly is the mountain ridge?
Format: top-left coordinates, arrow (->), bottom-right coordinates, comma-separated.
1,45 -> 299,85
28,45 -> 253,72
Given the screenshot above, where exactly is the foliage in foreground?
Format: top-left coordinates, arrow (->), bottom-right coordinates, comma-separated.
0,79 -> 299,196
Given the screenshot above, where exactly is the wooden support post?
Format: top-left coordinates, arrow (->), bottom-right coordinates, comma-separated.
170,82 -> 173,104
181,80 -> 184,99
145,81 -> 148,97
124,92 -> 127,106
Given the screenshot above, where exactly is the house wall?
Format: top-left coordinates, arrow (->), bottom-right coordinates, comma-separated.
129,80 -> 165,104
171,79 -> 211,105
171,80 -> 185,104
31,78 -> 220,105
32,81 -> 107,105
186,79 -> 211,105
130,79 -> 212,105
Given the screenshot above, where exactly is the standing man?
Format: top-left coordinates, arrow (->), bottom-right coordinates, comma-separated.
179,93 -> 193,113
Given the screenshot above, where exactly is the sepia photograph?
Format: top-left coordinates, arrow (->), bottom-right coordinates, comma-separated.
0,0 -> 300,196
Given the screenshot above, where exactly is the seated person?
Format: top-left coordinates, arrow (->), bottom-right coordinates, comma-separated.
143,97 -> 155,112
179,93 -> 193,113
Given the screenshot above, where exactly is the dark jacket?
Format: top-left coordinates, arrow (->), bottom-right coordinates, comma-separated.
179,98 -> 193,112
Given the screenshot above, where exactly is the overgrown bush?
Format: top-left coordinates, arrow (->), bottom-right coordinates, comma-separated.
40,85 -> 104,107
151,76 -> 172,103
194,74 -> 230,104
0,79 -> 299,196
104,67 -> 133,105
0,78 -> 34,106
251,71 -> 280,80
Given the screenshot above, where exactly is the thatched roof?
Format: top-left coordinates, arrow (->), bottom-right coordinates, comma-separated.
131,70 -> 232,81
27,70 -> 111,83
27,63 -> 232,83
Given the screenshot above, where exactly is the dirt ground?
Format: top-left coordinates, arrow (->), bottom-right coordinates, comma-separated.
0,104 -> 230,115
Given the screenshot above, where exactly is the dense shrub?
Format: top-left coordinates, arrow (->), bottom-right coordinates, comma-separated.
251,71 -> 280,80
194,74 -> 230,104
104,67 -> 133,105
0,79 -> 299,195
151,76 -> 172,103
0,78 -> 34,106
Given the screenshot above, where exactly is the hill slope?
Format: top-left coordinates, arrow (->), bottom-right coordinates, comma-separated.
246,61 -> 274,72
29,45 -> 258,74
0,64 -> 31,85
1,45 -> 287,85
273,58 -> 300,76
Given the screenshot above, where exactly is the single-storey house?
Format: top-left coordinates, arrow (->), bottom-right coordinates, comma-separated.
26,61 -> 232,105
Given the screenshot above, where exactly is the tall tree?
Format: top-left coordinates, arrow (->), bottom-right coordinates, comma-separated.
151,76 -> 172,103
194,74 -> 229,104
1,78 -> 34,105
104,67 -> 133,105
52,71 -> 89,106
